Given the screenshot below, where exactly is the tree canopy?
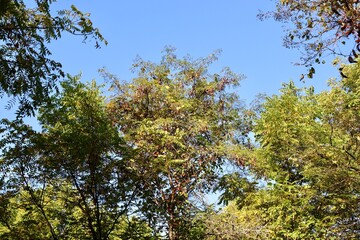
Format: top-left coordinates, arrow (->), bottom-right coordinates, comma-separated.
260,0 -> 360,77
1,1 -> 360,239
103,48 -> 248,239
219,62 -> 360,239
0,0 -> 106,115
0,76 -> 137,239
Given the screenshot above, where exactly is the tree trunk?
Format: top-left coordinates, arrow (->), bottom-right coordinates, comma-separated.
168,222 -> 176,240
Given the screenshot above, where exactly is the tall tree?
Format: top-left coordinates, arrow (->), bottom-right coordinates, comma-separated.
0,76 -> 135,239
239,63 -> 360,238
104,48 -> 248,239
0,0 -> 106,115
260,0 -> 360,77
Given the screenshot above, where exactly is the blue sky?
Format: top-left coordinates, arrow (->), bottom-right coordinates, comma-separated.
48,1 -> 340,100
3,1 -> 342,120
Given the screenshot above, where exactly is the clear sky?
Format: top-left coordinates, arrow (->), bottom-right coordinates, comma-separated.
2,1 -> 342,120
48,1 -> 340,100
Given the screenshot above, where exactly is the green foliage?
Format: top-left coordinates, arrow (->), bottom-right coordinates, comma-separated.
0,184 -> 89,240
260,0 -> 360,77
215,171 -> 257,206
241,63 -> 360,238
0,0 -> 107,115
0,75 -> 136,239
104,47 -> 246,239
115,217 -> 155,240
198,202 -> 271,239
0,185 -> 154,240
